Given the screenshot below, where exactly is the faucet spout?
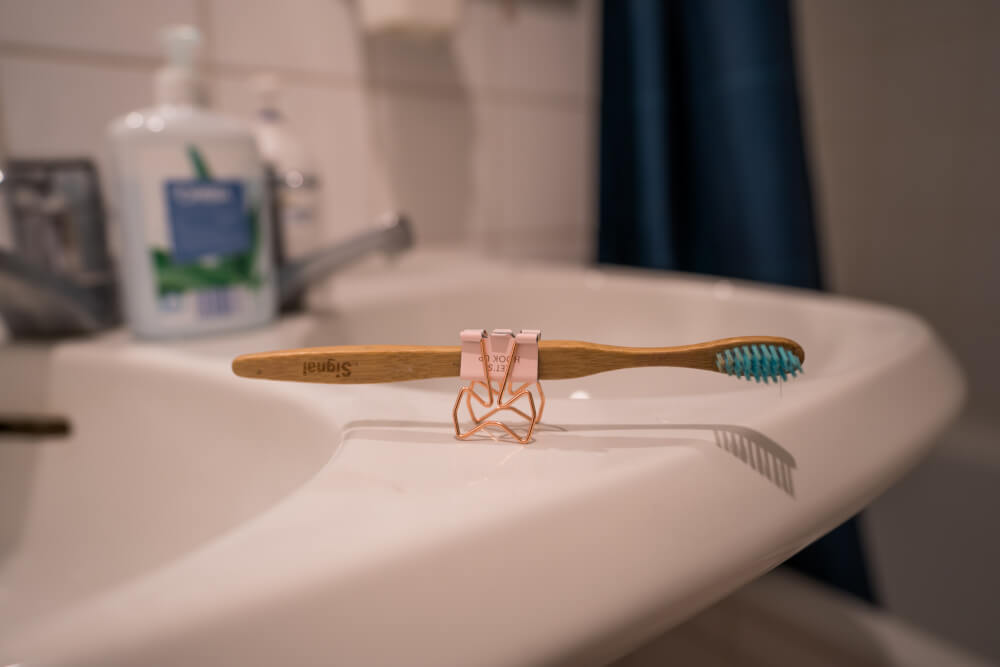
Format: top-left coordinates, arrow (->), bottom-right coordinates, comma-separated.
0,212 -> 414,337
278,212 -> 413,308
0,250 -> 119,338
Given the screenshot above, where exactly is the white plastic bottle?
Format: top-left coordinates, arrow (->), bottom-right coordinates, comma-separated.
108,26 -> 276,338
250,73 -> 322,265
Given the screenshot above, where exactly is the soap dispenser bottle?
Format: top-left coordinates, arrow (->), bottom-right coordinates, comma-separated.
108,25 -> 276,338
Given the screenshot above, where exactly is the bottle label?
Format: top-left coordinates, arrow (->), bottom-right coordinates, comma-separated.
166,180 -> 250,262
132,140 -> 273,326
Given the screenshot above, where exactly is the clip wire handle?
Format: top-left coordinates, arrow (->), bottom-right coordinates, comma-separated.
453,336 -> 544,444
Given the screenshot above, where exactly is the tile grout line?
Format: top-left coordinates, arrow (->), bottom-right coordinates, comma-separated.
195,0 -> 216,80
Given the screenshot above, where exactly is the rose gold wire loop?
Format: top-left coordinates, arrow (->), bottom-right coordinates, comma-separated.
453,338 -> 545,444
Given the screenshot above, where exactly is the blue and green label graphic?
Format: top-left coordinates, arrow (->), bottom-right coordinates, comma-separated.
152,146 -> 262,295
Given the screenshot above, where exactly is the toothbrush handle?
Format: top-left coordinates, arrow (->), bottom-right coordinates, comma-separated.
232,345 -> 461,384
538,336 -> 805,379
232,336 -> 804,384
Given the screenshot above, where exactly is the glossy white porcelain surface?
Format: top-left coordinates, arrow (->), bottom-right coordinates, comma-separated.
0,251 -> 964,666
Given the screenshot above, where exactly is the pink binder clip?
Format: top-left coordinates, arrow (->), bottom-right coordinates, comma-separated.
453,329 -> 544,444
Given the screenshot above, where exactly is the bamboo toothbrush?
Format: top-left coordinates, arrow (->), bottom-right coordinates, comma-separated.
232,336 -> 804,385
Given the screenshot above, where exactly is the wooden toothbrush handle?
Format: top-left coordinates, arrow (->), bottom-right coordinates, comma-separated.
537,337 -> 805,379
232,345 -> 461,384
232,336 -> 805,384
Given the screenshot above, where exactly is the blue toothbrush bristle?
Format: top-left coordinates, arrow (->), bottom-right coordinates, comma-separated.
714,344 -> 802,383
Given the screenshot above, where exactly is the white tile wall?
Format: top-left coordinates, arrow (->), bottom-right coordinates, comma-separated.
0,56 -> 152,210
503,102 -> 594,260
0,0 -> 598,261
0,0 -> 200,58
359,0 -> 597,99
0,58 -> 150,158
211,76 -> 372,241
367,87 -> 490,243
363,6 -> 487,90
493,0 -> 598,98
208,0 -> 362,79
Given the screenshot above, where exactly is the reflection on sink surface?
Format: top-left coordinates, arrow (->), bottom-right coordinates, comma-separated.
0,252 -> 963,666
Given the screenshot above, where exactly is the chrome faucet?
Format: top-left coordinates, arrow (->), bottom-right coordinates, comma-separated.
0,249 -> 119,338
0,206 -> 414,339
278,212 -> 413,309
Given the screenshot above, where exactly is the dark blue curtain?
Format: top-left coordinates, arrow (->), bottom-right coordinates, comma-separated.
598,0 -> 876,603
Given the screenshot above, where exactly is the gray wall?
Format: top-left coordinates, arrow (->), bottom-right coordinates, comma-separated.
795,0 -> 1000,660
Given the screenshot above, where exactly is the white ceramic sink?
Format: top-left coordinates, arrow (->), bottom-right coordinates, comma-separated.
0,250 -> 964,666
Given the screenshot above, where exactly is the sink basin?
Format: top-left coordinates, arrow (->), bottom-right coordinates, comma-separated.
0,346 -> 337,635
0,250 -> 964,666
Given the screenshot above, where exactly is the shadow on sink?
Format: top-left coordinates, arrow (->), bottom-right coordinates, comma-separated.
341,420 -> 796,497
545,423 -> 796,497
711,425 -> 796,497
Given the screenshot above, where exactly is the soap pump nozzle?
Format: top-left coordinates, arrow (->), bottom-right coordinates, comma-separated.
155,24 -> 202,106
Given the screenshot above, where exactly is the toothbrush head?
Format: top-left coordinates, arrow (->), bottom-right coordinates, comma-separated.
715,343 -> 803,383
